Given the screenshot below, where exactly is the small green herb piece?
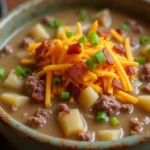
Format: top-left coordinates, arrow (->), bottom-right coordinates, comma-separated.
78,35 -> 87,44
61,92 -> 70,99
94,51 -> 106,64
88,31 -> 96,39
88,31 -> 100,46
49,20 -> 64,28
97,111 -> 107,122
147,49 -> 150,55
66,32 -> 75,38
86,58 -> 97,70
134,56 -> 146,64
54,76 -> 61,85
120,24 -> 129,31
15,66 -> 25,76
110,117 -> 120,126
0,68 -> 5,78
140,36 -> 149,45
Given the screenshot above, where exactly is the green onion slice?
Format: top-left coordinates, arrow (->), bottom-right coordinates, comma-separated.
0,68 -> 5,78
86,57 -> 97,70
78,35 -> 87,44
61,92 -> 70,99
140,36 -> 149,45
134,56 -> 146,64
87,31 -> 97,39
110,117 -> 120,126
120,24 -> 129,31
66,32 -> 75,38
97,111 -> 107,122
147,49 -> 150,55
54,76 -> 61,85
15,66 -> 25,76
94,51 -> 106,64
49,20 -> 64,28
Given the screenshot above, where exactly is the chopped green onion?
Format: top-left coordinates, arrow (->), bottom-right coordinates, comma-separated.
147,49 -> 150,55
134,56 -> 146,64
94,51 -> 106,64
140,36 -> 149,45
77,9 -> 86,16
66,32 -> 75,38
15,66 -> 25,76
54,76 -> 61,85
24,68 -> 32,77
88,31 -> 100,46
120,24 -> 129,31
0,68 -> 5,78
49,20 -> 64,28
61,92 -> 70,99
87,31 -> 96,39
86,57 -> 97,70
110,117 -> 120,126
78,35 -> 87,44
97,111 -> 107,122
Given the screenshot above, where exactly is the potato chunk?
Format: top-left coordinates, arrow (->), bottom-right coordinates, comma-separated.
58,109 -> 85,137
3,69 -> 24,90
97,129 -> 121,141
137,95 -> 150,113
29,23 -> 50,41
1,93 -> 30,107
78,86 -> 99,110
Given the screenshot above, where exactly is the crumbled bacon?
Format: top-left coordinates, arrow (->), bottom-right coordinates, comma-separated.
32,90 -> 45,102
35,41 -> 51,66
67,43 -> 81,54
113,45 -> 126,54
126,66 -> 135,75
66,61 -> 88,81
116,29 -> 124,36
102,48 -> 114,65
67,82 -> 81,98
112,79 -> 124,91
97,27 -> 110,38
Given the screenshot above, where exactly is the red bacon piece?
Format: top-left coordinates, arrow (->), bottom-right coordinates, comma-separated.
102,48 -> 114,65
97,27 -> 110,38
113,79 -> 124,91
113,45 -> 126,54
66,61 -> 88,81
126,66 -> 135,75
67,43 -> 81,54
116,29 -> 124,36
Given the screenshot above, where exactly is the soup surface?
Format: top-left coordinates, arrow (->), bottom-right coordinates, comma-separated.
0,8 -> 150,142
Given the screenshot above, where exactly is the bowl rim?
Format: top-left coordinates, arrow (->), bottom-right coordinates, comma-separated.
0,0 -> 150,149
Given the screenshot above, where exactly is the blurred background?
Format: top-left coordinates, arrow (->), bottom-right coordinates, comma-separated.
0,1 -> 27,149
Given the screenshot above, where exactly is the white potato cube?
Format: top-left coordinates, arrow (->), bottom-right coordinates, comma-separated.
79,86 -> 99,110
137,95 -> 150,113
29,23 -> 50,41
58,109 -> 85,137
3,69 -> 24,90
1,93 -> 30,107
97,129 -> 121,141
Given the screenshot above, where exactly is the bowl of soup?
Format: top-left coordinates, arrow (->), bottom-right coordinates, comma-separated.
0,0 -> 150,149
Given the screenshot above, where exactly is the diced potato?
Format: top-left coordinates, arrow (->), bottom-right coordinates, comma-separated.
142,44 -> 150,60
137,95 -> 150,113
78,86 -> 99,110
58,109 -> 85,137
29,23 -> 50,41
0,93 -> 30,107
16,51 -> 29,60
97,129 -> 121,141
94,9 -> 112,28
56,25 -> 76,38
3,69 -> 24,90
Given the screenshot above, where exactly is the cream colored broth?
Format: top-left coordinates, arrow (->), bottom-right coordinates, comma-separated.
0,8 -> 150,141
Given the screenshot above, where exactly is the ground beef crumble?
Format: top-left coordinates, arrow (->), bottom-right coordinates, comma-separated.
21,36 -> 35,47
141,63 -> 150,81
94,94 -> 132,115
27,108 -> 51,127
79,132 -> 95,141
0,45 -> 13,58
142,83 -> 150,93
58,103 -> 70,115
130,118 -> 143,135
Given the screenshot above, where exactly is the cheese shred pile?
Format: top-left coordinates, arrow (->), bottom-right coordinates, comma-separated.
22,20 -> 139,107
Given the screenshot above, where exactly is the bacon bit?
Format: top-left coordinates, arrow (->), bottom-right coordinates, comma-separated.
116,29 -> 124,36
67,43 -> 81,54
102,48 -> 114,65
35,41 -> 51,66
66,61 -> 88,81
126,66 -> 135,75
133,25 -> 144,34
113,79 -> 124,91
97,27 -> 110,38
32,90 -> 45,102
67,82 -> 81,98
113,45 -> 126,54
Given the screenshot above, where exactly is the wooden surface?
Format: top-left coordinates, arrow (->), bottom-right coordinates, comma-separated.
0,1 -> 27,149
